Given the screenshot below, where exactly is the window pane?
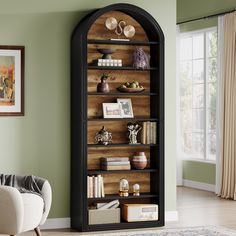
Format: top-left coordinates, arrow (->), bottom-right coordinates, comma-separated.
193,59 -> 204,82
180,37 -> 192,60
208,109 -> 216,132
193,34 -> 204,59
207,31 -> 217,58
193,84 -> 204,108
192,133 -> 204,158
181,131 -> 192,155
193,109 -> 204,132
180,61 -> 192,81
181,111 -> 193,155
207,133 -> 216,160
208,58 -> 217,82
208,82 -> 217,110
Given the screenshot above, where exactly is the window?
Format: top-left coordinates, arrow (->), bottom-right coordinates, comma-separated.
179,28 -> 217,161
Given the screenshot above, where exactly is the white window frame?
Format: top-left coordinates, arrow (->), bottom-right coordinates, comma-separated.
178,27 -> 217,164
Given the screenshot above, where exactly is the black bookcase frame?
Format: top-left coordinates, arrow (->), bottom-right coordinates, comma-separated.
71,3 -> 164,231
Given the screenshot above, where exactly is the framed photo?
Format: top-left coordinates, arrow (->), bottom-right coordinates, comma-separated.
103,103 -> 122,118
0,46 -> 24,116
117,98 -> 134,118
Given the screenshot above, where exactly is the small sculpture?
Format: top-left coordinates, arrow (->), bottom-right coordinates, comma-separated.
97,73 -> 110,93
133,48 -> 150,69
119,178 -> 129,197
94,126 -> 112,145
127,122 -> 142,144
133,183 -> 140,196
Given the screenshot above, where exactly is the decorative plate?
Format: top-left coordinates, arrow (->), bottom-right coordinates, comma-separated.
117,87 -> 145,93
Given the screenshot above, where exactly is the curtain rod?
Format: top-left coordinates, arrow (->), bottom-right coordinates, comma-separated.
177,9 -> 236,25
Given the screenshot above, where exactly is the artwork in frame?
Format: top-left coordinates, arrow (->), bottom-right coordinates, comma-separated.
117,98 -> 134,118
102,103 -> 122,118
0,46 -> 24,116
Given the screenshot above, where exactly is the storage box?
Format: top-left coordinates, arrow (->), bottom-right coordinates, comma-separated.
122,204 -> 158,222
88,208 -> 120,225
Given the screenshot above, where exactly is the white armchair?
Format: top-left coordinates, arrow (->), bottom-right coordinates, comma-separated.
0,179 -> 52,236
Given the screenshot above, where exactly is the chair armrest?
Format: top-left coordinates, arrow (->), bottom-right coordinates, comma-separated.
40,180 -> 52,225
0,186 -> 24,235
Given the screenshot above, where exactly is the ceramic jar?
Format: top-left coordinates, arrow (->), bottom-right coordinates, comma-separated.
132,152 -> 147,169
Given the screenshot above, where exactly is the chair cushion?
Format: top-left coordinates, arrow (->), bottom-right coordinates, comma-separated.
21,193 -> 44,232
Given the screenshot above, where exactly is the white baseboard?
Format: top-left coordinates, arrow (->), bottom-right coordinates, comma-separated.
42,211 -> 178,229
165,211 -> 178,222
183,179 -> 215,192
41,218 -> 70,229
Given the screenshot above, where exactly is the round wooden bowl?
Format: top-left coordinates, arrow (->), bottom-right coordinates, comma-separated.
117,87 -> 145,93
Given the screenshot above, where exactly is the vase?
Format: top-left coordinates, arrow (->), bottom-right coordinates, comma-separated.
132,152 -> 147,169
97,76 -> 110,93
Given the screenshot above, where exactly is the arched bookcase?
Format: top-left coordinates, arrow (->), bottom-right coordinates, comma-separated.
71,3 -> 164,231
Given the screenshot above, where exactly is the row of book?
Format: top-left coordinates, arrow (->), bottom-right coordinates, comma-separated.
140,121 -> 157,144
100,157 -> 131,170
87,175 -> 105,198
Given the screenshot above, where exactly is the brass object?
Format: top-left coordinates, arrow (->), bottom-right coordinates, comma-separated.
124,25 -> 135,38
119,178 -> 129,197
133,183 -> 140,196
105,17 -> 118,30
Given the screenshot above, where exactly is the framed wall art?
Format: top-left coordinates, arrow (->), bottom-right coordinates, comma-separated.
0,46 -> 24,116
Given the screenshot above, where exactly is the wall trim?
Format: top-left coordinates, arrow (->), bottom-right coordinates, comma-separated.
183,179 -> 215,192
41,218 -> 70,229
42,211 -> 178,230
165,211 -> 178,222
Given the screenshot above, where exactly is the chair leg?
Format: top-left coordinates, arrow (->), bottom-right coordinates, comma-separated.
34,227 -> 42,236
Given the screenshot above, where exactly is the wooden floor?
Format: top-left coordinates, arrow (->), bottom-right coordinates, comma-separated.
4,187 -> 236,235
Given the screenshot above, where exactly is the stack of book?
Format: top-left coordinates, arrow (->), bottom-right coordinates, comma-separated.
100,157 -> 131,170
87,174 -> 105,198
140,121 -> 157,144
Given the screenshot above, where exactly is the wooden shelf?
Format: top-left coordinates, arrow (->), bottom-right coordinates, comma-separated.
87,65 -> 158,71
87,39 -> 159,46
87,92 -> 158,96
87,143 -> 157,147
87,118 -> 158,122
87,192 -> 159,201
87,169 -> 158,175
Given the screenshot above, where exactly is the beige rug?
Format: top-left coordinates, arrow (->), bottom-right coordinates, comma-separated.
78,226 -> 236,236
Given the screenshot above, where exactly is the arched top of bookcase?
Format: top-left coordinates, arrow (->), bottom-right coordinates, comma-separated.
72,3 -> 164,43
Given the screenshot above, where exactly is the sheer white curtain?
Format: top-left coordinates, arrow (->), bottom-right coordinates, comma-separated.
176,25 -> 183,186
215,16 -> 224,194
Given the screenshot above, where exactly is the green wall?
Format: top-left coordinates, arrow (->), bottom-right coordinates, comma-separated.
0,0 -> 176,218
183,161 -> 216,185
177,0 -> 236,23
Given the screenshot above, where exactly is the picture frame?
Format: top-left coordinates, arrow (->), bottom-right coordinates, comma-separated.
0,46 -> 24,116
102,103 -> 122,118
117,98 -> 134,118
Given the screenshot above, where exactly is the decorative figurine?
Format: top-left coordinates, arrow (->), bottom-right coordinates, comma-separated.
132,152 -> 147,169
127,122 -> 142,144
133,183 -> 140,196
97,73 -> 110,93
133,48 -> 150,69
94,126 -> 112,145
119,178 -> 129,197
